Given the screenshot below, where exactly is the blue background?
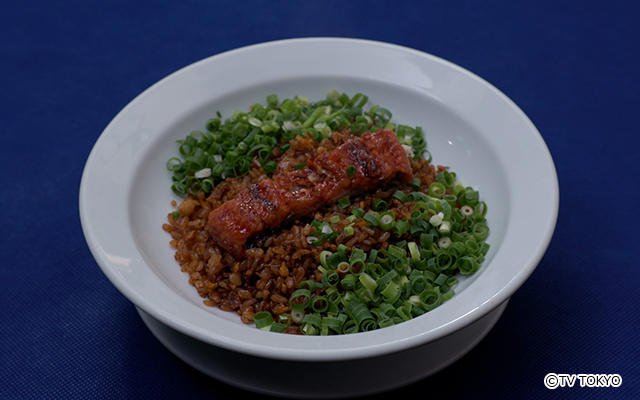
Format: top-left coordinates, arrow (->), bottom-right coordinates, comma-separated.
2,1 -> 639,399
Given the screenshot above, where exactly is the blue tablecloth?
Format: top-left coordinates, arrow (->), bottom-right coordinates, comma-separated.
2,1 -> 638,398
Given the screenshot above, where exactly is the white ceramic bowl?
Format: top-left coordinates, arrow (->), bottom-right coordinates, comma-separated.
79,38 -> 558,398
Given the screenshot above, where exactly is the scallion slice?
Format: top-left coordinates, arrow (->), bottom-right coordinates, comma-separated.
373,198 -> 388,212
428,182 -> 446,198
379,212 -> 396,230
351,207 -> 365,218
338,196 -> 351,209
363,212 -> 380,227
290,289 -> 312,310
253,311 -> 274,330
392,190 -> 408,203
343,224 -> 354,236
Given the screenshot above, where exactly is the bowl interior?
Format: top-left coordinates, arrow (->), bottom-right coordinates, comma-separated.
130,75 -> 509,322
80,38 -> 557,361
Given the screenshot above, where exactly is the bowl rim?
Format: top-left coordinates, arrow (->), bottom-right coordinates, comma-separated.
79,37 -> 559,361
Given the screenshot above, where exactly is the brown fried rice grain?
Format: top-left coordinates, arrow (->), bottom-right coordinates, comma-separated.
163,130 -> 444,334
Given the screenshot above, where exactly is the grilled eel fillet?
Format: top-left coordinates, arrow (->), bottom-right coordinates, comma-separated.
207,129 -> 413,258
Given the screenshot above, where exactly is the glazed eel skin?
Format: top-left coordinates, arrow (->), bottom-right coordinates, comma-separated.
207,129 -> 413,258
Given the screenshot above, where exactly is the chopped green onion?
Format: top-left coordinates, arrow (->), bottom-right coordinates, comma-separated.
476,201 -> 488,216
443,290 -> 456,302
170,181 -> 187,196
439,220 -> 452,235
392,190 -> 408,203
325,251 -> 347,269
290,289 -> 312,310
445,276 -> 458,287
301,313 -> 322,335
350,247 -> 366,262
392,219 -> 410,236
341,273 -> 357,289
349,259 -> 365,275
428,182 -> 446,198
344,299 -> 374,330
298,280 -> 317,291
460,205 -> 474,216
419,288 -> 443,311
301,106 -> 325,129
434,252 -> 455,271
359,273 -> 378,293
322,271 -> 340,287
434,273 -> 448,286
368,249 -> 379,263
262,161 -> 276,174
291,309 -> 305,324
343,224 -> 354,236
436,171 -> 455,188
443,194 -> 457,208
438,236 -> 452,249
319,250 -> 332,268
410,275 -> 429,294
458,256 -> 480,275
363,212 -> 380,227
465,240 -> 479,254
321,316 -> 344,335
408,242 -> 420,261
373,198 -> 388,212
338,196 -> 351,209
411,178 -> 422,190
266,94 -> 278,108
479,242 -> 490,256
253,311 -> 274,330
321,224 -> 333,235
277,313 -> 291,326
346,165 -> 356,177
342,319 -> 358,334
337,261 -> 350,274
311,296 -> 329,313
381,280 -> 401,301
396,305 -> 413,321
429,212 -> 444,227
351,207 -> 365,218
379,212 -> 396,231
270,323 -> 288,333
464,190 -> 480,207
472,222 -> 490,240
